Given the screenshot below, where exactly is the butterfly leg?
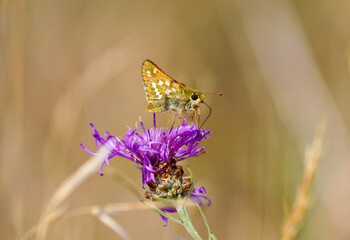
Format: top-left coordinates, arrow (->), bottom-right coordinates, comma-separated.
191,109 -> 196,125
172,107 -> 185,129
192,108 -> 200,127
166,111 -> 172,128
178,106 -> 185,126
192,108 -> 199,126
178,106 -> 185,118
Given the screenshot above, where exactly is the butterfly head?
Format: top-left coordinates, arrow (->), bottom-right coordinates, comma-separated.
187,89 -> 205,108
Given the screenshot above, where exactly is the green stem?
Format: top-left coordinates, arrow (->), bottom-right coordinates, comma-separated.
196,203 -> 217,240
140,199 -> 182,225
176,205 -> 202,240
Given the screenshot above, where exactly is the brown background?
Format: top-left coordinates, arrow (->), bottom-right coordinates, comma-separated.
1,0 -> 350,239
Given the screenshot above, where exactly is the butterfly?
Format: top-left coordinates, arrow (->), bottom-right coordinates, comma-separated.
141,59 -> 222,125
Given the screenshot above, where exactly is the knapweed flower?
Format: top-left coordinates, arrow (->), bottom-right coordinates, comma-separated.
81,114 -> 212,225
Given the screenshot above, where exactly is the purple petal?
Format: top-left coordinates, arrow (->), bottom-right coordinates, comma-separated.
81,116 -> 212,188
190,194 -> 212,206
159,207 -> 177,226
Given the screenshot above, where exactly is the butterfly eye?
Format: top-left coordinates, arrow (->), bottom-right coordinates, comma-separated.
191,94 -> 198,100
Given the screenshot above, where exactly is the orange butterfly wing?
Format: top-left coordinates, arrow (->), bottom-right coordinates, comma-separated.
141,59 -> 185,88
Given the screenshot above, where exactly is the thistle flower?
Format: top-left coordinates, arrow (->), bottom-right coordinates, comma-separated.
81,115 -> 211,184
81,114 -> 212,226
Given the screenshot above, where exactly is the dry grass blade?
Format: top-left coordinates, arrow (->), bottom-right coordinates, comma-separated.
37,146 -> 111,239
281,120 -> 325,240
104,167 -> 141,198
20,202 -> 149,240
21,143 -> 153,240
93,211 -> 129,240
19,207 -> 67,240
46,147 -> 111,212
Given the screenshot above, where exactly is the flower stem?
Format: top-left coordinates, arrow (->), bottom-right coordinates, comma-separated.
141,199 -> 182,225
176,205 -> 202,240
196,203 -> 217,240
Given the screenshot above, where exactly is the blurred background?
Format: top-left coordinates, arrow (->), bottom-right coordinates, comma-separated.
1,0 -> 350,239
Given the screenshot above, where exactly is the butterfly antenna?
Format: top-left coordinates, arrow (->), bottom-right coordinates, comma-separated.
200,102 -> 212,128
203,92 -> 223,96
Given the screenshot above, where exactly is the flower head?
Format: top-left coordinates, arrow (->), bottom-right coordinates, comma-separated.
81,114 -> 212,226
81,114 -> 211,187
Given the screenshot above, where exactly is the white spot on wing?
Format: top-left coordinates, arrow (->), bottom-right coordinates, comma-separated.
172,88 -> 176,92
158,80 -> 164,85
165,81 -> 170,86
152,82 -> 157,88
153,68 -> 157,74
146,70 -> 151,77
157,95 -> 162,99
165,90 -> 172,95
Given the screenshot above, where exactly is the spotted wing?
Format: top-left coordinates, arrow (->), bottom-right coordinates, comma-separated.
142,60 -> 184,112
142,59 -> 185,88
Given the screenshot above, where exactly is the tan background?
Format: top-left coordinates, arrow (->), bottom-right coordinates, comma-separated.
1,0 -> 350,239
